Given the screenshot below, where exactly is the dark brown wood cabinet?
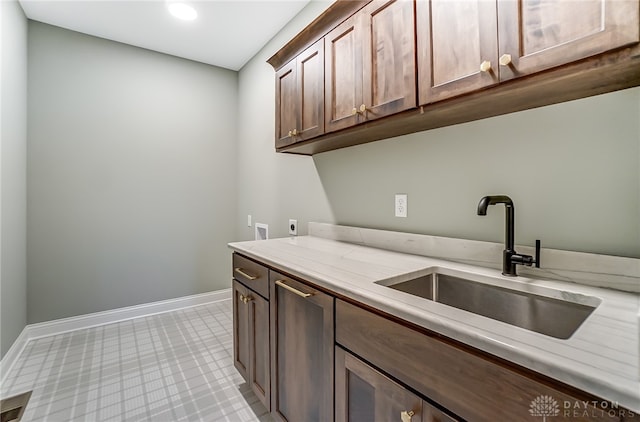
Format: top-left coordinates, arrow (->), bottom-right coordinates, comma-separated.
335,299 -> 621,421
269,271 -> 334,422
418,0 -> 640,104
417,0 -> 499,104
269,0 -> 640,155
231,253 -> 631,421
232,254 -> 270,411
275,40 -> 325,149
325,0 -> 416,133
497,0 -> 640,81
336,346 -> 457,422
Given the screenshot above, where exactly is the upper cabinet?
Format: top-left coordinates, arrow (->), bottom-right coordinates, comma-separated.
275,40 -> 325,149
417,0 -> 499,104
268,0 -> 640,155
497,0 -> 640,80
325,0 -> 416,133
418,0 -> 640,104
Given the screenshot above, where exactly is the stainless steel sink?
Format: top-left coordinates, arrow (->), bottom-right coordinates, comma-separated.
376,270 -> 600,339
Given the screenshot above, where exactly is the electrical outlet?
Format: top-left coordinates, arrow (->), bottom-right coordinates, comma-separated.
247,214 -> 252,227
395,194 -> 408,218
288,219 -> 298,236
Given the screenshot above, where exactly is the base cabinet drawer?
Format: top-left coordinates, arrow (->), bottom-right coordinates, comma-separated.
336,346 -> 457,422
336,299 -> 621,421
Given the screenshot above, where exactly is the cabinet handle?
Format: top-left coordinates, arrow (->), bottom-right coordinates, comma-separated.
352,105 -> 367,115
234,267 -> 258,280
480,60 -> 492,72
400,410 -> 415,422
239,294 -> 253,304
499,53 -> 512,66
275,279 -> 313,298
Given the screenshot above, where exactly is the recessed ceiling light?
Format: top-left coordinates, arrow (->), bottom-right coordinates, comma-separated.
168,2 -> 198,21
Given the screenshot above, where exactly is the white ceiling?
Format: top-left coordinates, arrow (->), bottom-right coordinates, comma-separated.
18,0 -> 313,71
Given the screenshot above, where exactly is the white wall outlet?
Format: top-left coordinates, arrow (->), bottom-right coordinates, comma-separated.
247,214 -> 252,227
395,194 -> 408,218
288,219 -> 298,236
255,223 -> 268,240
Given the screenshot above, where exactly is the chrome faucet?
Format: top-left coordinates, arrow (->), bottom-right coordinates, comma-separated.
477,195 -> 540,276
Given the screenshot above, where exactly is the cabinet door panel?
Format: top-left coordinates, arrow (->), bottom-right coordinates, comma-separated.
417,0 -> 498,104
362,0 -> 416,119
336,346 -> 423,422
270,273 -> 334,422
249,293 -> 270,410
325,16 -> 363,132
298,41 -> 325,141
498,0 -> 640,80
275,61 -> 298,148
232,280 -> 250,382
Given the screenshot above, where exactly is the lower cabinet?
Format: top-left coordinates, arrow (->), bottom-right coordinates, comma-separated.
270,271 -> 334,422
232,279 -> 270,410
231,253 -> 627,421
335,346 -> 456,422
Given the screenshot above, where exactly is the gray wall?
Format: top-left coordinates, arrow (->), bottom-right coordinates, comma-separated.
1,0 -> 28,359
236,1 -> 335,241
237,2 -> 640,259
28,22 -> 238,323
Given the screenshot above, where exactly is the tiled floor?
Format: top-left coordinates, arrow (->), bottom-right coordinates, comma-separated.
1,300 -> 273,421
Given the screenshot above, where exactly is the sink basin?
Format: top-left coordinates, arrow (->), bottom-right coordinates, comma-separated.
376,270 -> 600,339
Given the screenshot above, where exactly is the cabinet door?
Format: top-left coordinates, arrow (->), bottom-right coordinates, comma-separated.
497,0 -> 640,80
325,14 -> 364,133
232,280 -> 250,382
361,0 -> 416,119
296,40 -> 325,141
336,347 -> 457,422
275,60 -> 298,148
232,279 -> 270,410
417,0 -> 498,104
270,273 -> 334,422
248,288 -> 270,410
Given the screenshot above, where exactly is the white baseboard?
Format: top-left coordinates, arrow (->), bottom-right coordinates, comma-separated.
0,289 -> 231,386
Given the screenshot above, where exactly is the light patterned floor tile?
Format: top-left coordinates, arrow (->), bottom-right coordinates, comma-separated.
1,300 -> 273,421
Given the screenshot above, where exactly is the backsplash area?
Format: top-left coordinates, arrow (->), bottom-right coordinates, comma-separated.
308,223 -> 640,293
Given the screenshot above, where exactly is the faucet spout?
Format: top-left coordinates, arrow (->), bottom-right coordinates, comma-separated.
476,195 -> 525,276
477,195 -> 514,216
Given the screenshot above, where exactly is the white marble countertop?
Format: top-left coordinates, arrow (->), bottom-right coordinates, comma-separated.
229,234 -> 640,412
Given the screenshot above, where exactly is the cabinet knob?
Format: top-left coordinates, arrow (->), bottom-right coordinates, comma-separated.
480,60 -> 492,72
292,128 -> 298,136
352,107 -> 358,116
288,130 -> 292,136
239,294 -> 253,304
400,410 -> 415,422
359,104 -> 367,113
499,53 -> 512,66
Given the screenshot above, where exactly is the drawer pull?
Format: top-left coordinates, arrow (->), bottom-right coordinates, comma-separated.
235,267 -> 258,280
401,410 -> 415,422
275,280 -> 313,298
